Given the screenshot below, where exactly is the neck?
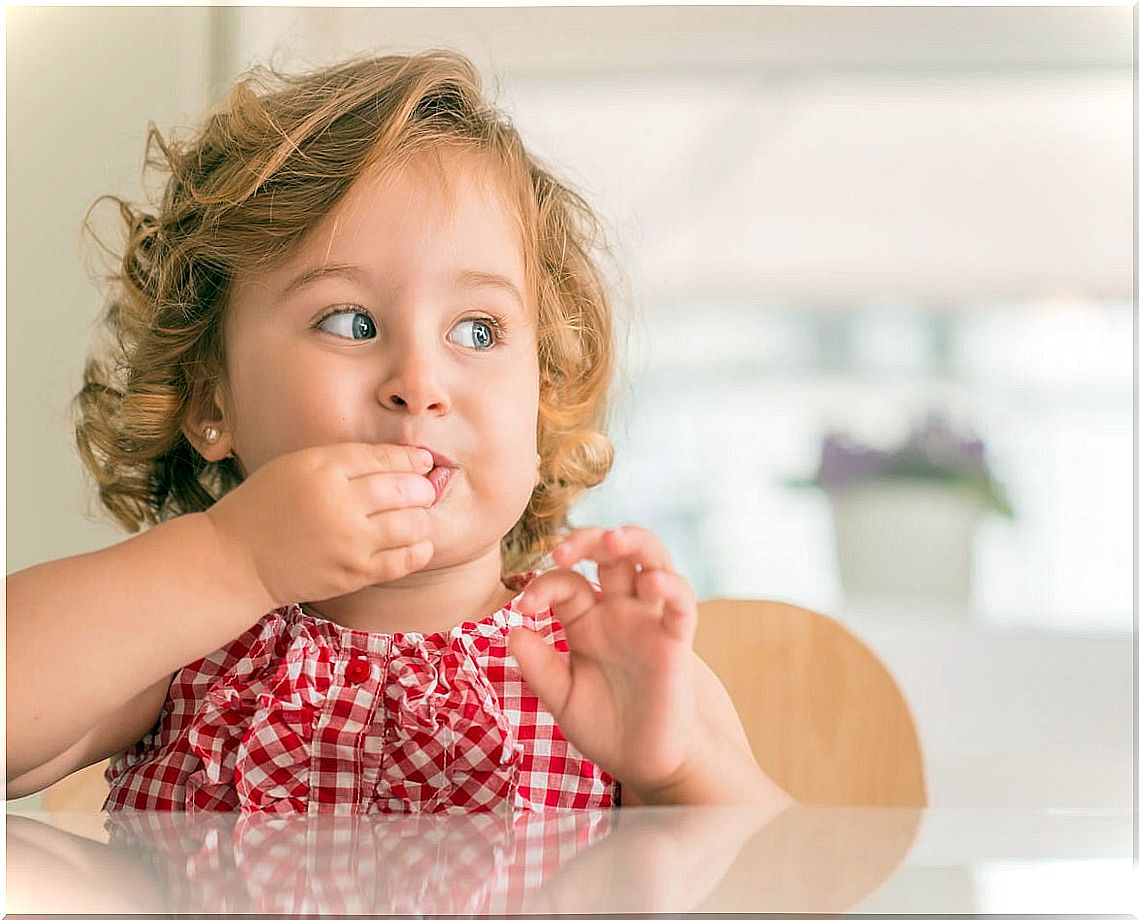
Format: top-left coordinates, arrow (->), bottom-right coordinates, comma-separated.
301,544 -> 520,635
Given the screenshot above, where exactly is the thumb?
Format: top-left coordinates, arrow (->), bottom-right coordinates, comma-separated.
508,627 -> 573,720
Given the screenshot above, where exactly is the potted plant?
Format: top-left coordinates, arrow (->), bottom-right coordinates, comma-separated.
785,410 -> 1015,608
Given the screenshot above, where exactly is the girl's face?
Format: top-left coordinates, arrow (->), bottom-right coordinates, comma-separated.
215,151 -> 541,568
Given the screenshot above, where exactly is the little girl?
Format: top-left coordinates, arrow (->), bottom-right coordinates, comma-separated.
7,50 -> 789,814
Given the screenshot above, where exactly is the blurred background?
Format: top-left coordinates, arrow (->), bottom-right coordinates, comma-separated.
5,3 -> 1132,844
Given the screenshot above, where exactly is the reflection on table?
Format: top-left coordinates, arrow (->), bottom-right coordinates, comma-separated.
6,804 -> 1134,914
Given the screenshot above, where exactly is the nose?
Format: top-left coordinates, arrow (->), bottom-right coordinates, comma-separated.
378,341 -> 451,415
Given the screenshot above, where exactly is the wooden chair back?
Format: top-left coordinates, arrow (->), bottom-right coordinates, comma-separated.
694,597 -> 926,806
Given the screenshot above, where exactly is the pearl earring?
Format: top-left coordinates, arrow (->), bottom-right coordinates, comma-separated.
203,426 -> 220,443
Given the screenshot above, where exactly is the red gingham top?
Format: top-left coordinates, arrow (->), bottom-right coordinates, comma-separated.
105,571 -> 619,814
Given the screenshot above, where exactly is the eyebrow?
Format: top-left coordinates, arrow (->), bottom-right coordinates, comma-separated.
279,264 -> 526,309
456,269 -> 525,309
280,263 -> 370,300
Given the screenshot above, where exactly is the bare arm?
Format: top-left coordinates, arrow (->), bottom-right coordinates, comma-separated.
620,654 -> 796,807
7,441 -> 442,794
5,511 -> 272,788
6,675 -> 173,799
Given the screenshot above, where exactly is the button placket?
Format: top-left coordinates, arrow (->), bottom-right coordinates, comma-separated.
345,653 -> 372,685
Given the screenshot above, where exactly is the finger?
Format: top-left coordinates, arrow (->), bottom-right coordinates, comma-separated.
554,525 -> 677,575
555,527 -> 640,598
344,442 -> 434,479
366,538 -> 434,582
508,627 -> 572,721
550,527 -> 607,568
357,472 -> 435,514
515,568 -> 598,628
554,527 -> 653,600
366,505 -> 432,548
598,557 -> 637,600
634,569 -> 699,643
598,530 -> 638,599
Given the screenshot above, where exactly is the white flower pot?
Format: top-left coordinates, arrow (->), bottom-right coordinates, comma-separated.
826,479 -> 986,608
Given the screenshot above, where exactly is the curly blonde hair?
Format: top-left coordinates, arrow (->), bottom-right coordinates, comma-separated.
74,49 -> 616,575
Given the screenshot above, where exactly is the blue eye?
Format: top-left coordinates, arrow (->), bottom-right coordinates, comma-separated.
451,317 -> 499,351
317,309 -> 375,340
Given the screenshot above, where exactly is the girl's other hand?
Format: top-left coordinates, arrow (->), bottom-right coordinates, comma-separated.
508,525 -> 705,799
204,442 -> 437,609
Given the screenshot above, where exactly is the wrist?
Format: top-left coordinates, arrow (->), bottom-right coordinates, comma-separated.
194,510 -> 276,614
626,732 -> 794,808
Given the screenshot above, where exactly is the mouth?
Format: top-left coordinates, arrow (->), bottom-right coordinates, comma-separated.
419,447 -> 457,471
425,464 -> 457,506
408,445 -> 458,506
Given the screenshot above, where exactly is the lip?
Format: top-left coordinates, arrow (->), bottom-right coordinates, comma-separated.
406,445 -> 458,471
425,464 -> 457,506
398,443 -> 458,506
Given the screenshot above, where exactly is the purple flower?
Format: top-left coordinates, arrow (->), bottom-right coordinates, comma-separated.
818,434 -> 893,486
802,409 -> 1015,518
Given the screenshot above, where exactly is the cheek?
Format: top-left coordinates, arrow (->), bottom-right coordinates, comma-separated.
499,368 -> 540,448
229,357 -> 364,458
467,367 -> 540,477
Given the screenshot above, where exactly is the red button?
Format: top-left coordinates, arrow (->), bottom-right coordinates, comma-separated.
345,655 -> 371,684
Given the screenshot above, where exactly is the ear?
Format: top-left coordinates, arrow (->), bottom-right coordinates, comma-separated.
533,451 -> 542,488
182,385 -> 236,462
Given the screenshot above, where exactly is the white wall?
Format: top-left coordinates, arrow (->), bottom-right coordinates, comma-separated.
6,7 -> 214,573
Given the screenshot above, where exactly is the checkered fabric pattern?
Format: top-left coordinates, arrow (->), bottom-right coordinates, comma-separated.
105,571 -> 618,814
105,807 -> 615,914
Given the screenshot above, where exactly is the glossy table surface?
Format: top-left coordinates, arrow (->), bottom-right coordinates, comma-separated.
6,804 -> 1134,914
